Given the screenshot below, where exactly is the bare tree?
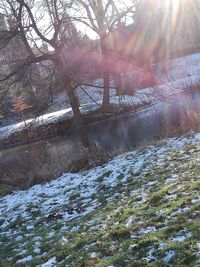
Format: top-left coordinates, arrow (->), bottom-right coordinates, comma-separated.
72,0 -> 136,111
0,0 -> 86,123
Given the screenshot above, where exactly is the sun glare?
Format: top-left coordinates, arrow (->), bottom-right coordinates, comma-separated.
170,0 -> 181,32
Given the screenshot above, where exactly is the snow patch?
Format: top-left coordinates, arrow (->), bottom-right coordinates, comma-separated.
16,255 -> 33,264
40,257 -> 57,267
163,250 -> 175,263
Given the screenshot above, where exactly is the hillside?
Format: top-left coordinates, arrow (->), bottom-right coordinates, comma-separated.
0,131 -> 200,266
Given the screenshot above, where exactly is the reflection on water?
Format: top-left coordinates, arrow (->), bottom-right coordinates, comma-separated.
1,90 -> 200,190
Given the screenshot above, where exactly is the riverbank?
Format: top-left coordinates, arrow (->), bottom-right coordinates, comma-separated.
0,102 -> 149,149
0,130 -> 200,266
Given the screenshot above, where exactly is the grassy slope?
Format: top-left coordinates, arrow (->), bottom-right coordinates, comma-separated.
0,132 -> 200,267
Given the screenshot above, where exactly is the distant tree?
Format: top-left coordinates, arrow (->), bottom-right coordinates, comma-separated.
132,0 -> 200,61
0,0 -> 86,124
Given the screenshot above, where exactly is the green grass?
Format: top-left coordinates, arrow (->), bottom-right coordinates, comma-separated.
0,134 -> 200,266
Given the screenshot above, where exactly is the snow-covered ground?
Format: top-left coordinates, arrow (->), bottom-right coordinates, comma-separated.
0,131 -> 200,266
153,52 -> 200,82
1,52 -> 200,142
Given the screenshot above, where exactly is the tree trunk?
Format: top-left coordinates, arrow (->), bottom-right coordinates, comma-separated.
113,71 -> 123,96
101,40 -> 110,112
55,58 -> 82,125
102,68 -> 110,112
64,81 -> 82,125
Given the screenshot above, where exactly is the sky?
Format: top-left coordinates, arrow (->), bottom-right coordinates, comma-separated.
73,0 -> 134,39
